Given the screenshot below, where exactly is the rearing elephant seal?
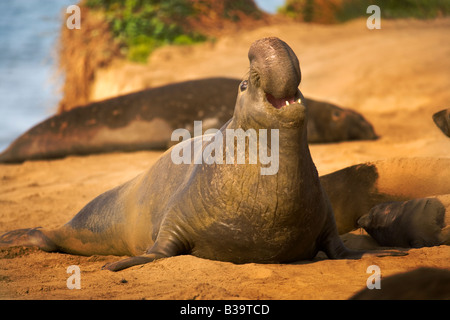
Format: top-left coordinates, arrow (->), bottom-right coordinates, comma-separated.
0,37 -> 400,271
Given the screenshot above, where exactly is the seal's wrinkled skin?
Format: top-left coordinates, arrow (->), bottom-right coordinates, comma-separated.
0,37 -> 400,271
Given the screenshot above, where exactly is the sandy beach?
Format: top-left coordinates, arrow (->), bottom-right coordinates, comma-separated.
1,17 -> 449,300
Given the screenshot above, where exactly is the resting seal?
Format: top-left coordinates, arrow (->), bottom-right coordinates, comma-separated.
0,79 -> 377,163
0,78 -> 237,163
357,195 -> 450,248
0,37 -> 398,271
433,108 -> 450,137
320,157 -> 450,234
350,267 -> 450,300
306,98 -> 376,143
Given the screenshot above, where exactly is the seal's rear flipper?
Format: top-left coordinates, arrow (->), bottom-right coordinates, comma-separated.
0,228 -> 58,252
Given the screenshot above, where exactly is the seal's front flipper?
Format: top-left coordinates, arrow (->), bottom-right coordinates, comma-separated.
102,237 -> 185,272
318,222 -> 408,259
322,240 -> 408,259
335,248 -> 408,259
0,228 -> 58,252
102,253 -> 166,271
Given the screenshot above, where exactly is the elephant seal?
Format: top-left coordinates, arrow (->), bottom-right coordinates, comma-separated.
433,108 -> 450,137
0,78 -> 237,163
350,267 -> 450,300
357,195 -> 450,248
320,157 -> 450,234
0,79 -> 377,163
0,37 -> 399,271
306,99 -> 377,143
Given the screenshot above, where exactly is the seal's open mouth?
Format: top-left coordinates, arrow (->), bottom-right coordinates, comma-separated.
266,93 -> 301,109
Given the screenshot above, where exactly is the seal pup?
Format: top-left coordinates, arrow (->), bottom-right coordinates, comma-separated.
357,194 -> 450,248
320,157 -> 450,234
0,37 -> 400,271
0,79 -> 377,163
433,108 -> 450,137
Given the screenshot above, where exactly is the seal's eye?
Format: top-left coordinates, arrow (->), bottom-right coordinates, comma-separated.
240,80 -> 248,92
332,110 -> 342,121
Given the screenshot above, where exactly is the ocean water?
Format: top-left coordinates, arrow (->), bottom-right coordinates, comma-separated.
256,0 -> 285,13
0,0 -> 73,152
0,0 -> 283,153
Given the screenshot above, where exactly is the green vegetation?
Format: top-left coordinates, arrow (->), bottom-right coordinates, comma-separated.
278,0 -> 316,22
221,0 -> 264,21
279,0 -> 450,23
84,0 -> 207,63
83,0 -> 264,63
